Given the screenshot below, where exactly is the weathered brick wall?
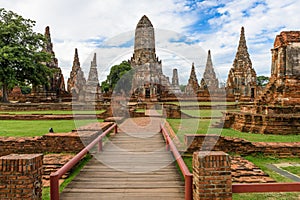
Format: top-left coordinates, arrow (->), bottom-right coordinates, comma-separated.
0,154 -> 43,200
221,111 -> 300,135
193,151 -> 232,200
0,103 -> 109,111
185,134 -> 300,157
0,122 -> 113,157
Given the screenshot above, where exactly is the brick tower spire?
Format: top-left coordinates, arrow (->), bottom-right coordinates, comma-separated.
85,53 -> 101,101
87,53 -> 99,85
226,27 -> 257,101
233,27 -> 252,69
185,63 -> 199,94
201,50 -> 219,89
67,48 -> 86,94
132,15 -> 156,64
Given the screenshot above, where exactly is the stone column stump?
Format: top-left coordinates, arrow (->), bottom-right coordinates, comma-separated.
0,154 -> 43,200
193,151 -> 232,200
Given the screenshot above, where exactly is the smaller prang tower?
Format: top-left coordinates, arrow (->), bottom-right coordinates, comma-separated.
67,48 -> 86,99
185,63 -> 199,95
226,27 -> 257,101
85,53 -> 102,102
200,50 -> 219,90
170,69 -> 181,94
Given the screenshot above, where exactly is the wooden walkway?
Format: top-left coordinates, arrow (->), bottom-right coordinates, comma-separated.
60,116 -> 185,200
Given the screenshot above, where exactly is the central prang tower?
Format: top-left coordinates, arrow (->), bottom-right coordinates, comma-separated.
132,15 -> 156,64
130,15 -> 172,100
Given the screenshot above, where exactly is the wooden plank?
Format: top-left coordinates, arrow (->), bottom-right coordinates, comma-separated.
60,117 -> 185,199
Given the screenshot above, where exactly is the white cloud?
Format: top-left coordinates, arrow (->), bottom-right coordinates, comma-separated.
188,0 -> 300,81
1,0 -> 300,86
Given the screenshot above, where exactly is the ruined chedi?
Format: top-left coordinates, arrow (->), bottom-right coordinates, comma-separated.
226,27 -> 257,101
200,50 -> 219,90
67,48 -> 86,100
31,26 -> 66,102
256,31 -> 300,106
221,31 -> 300,135
185,63 -> 199,95
85,53 -> 102,102
170,69 -> 181,94
130,15 -> 172,101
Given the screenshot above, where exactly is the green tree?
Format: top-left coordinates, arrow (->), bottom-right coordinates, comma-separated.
257,75 -> 269,87
0,8 -> 51,102
20,85 -> 31,94
101,61 -> 132,93
179,84 -> 186,92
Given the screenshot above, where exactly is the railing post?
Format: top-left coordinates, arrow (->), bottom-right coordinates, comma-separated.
114,124 -> 118,134
166,138 -> 170,151
193,151 -> 232,200
98,138 -> 103,152
185,174 -> 193,200
50,174 -> 60,200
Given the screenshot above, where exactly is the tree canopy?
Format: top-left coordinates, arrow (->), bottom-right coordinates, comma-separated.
0,8 -> 51,102
101,61 -> 132,93
256,75 -> 269,87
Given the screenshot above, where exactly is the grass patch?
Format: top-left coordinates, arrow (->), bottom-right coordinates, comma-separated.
42,154 -> 92,200
181,155 -> 300,199
0,119 -> 103,137
245,155 -> 300,182
233,192 -> 300,200
181,109 -> 224,117
0,110 -> 105,115
135,109 -> 145,113
167,118 -> 300,142
281,166 -> 300,177
183,156 -> 192,173
234,156 -> 300,199
166,101 -> 237,106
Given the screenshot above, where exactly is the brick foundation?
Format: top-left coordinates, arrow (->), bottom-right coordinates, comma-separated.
0,122 -> 113,157
185,134 -> 300,157
0,154 -> 43,200
193,151 -> 232,200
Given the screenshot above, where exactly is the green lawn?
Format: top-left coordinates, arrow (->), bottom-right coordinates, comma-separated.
182,155 -> 300,199
234,156 -> 300,200
0,110 -> 105,115
181,109 -> 225,117
281,166 -> 300,177
167,118 -> 300,142
233,192 -> 300,200
135,109 -> 145,113
244,156 -> 300,182
166,101 -> 237,106
0,119 -> 103,137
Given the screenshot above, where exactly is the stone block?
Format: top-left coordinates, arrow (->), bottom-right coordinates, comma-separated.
0,154 -> 43,200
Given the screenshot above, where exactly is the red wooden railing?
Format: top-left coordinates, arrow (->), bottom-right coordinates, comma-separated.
160,123 -> 193,200
50,123 -> 118,200
233,182 -> 300,193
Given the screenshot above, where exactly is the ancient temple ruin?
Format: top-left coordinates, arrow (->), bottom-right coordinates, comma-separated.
130,15 -> 173,101
85,53 -> 102,102
226,27 -> 257,101
200,50 -> 219,90
220,31 -> 300,134
256,31 -> 300,106
67,48 -> 86,100
30,26 -> 66,102
170,69 -> 181,94
185,63 -> 199,95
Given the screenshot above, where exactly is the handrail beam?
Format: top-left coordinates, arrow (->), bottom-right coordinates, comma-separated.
50,123 -> 117,200
160,123 -> 192,200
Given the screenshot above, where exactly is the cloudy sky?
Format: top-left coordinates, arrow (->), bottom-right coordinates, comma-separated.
2,0 -> 300,85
